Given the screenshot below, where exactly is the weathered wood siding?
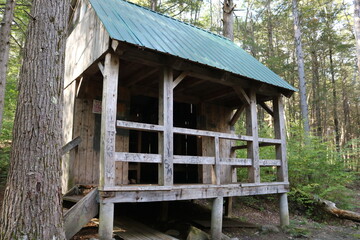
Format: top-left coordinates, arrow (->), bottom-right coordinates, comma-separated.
64,5 -> 109,87
199,103 -> 234,184
62,81 -> 76,192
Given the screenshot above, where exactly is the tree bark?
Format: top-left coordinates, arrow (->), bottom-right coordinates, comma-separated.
354,0 -> 360,74
329,47 -> 340,151
292,0 -> 310,136
150,0 -> 157,11
0,0 -> 69,239
0,0 -> 16,133
310,49 -> 322,137
223,0 -> 235,41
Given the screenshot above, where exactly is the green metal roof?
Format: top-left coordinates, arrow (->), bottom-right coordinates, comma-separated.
89,0 -> 297,92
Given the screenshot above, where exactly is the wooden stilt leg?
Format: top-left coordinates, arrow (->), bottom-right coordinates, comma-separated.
225,197 -> 233,217
99,202 -> 114,240
211,197 -> 223,239
279,193 -> 290,226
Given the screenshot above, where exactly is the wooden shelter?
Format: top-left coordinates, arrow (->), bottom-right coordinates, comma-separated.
62,0 -> 296,239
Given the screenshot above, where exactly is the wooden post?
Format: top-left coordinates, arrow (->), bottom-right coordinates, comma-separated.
273,95 -> 288,182
274,96 -> 290,226
99,202 -> 114,240
211,197 -> 223,240
158,67 -> 174,186
279,193 -> 290,226
214,136 -> 221,185
246,89 -> 260,183
98,53 -> 119,239
99,52 -> 119,189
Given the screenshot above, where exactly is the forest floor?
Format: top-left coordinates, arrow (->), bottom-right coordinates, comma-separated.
0,178 -> 360,239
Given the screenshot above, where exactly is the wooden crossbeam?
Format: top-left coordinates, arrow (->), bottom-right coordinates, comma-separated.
259,101 -> 274,117
202,88 -> 230,102
127,68 -> 158,87
98,62 -> 105,76
61,136 -> 81,155
229,104 -> 245,126
233,86 -> 250,105
173,71 -> 188,88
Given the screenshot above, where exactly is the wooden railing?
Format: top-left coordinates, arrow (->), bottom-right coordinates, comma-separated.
112,119 -> 286,188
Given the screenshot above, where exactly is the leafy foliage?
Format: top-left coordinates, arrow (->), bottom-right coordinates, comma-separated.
287,124 -> 355,209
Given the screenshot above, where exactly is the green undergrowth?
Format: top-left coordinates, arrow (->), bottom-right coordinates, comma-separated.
235,122 -> 357,216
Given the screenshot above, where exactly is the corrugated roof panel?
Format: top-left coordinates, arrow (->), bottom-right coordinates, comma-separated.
89,0 -> 297,92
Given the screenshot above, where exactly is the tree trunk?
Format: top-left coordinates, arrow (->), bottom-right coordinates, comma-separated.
354,0 -> 360,74
329,47 -> 340,151
150,0 -> 157,11
266,0 -> 274,59
223,0 -> 235,41
310,49 -> 322,137
292,0 -> 310,136
0,0 -> 69,239
0,0 -> 16,133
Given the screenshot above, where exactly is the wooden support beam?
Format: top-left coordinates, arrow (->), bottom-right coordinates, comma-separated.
246,89 -> 260,183
61,136 -> 81,155
214,137 -> 221,185
273,96 -> 288,182
99,202 -> 114,240
202,88 -> 231,102
229,104 -> 245,126
279,193 -> 290,226
259,101 -> 274,117
111,39 -> 119,52
126,67 -> 158,87
101,183 -> 289,201
211,197 -> 224,240
76,77 -> 83,97
98,62 -> 104,76
158,67 -> 174,186
99,53 -> 119,189
233,86 -> 250,105
173,71 -> 187,88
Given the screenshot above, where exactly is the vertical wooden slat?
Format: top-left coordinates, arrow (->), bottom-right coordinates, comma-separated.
214,136 -> 221,185
99,53 -> 119,189
158,67 -> 174,186
273,95 -> 288,182
246,89 -> 260,183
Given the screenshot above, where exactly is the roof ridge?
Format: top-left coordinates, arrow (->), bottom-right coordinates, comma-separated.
120,0 -> 232,42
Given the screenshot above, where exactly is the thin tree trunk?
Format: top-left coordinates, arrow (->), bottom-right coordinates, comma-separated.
223,0 -> 235,41
266,0 -> 274,58
150,0 -> 157,11
310,49 -> 322,137
292,0 -> 310,136
329,47 -> 340,151
0,0 -> 69,239
0,0 -> 16,133
354,0 -> 360,73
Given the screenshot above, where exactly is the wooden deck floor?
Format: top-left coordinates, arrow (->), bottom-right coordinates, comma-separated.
114,218 -> 178,240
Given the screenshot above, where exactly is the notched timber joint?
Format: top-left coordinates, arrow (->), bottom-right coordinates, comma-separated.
98,62 -> 105,76
233,86 -> 250,105
99,191 -> 115,199
259,102 -> 274,117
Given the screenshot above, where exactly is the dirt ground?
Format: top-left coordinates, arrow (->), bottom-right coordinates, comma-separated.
1,181 -> 360,240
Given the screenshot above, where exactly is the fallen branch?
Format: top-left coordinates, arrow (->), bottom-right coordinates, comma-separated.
315,196 -> 360,222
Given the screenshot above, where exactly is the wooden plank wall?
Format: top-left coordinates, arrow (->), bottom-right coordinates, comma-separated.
62,81 -> 77,192
64,5 -> 109,87
72,98 -> 100,185
69,86 -> 130,186
199,103 -> 234,184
